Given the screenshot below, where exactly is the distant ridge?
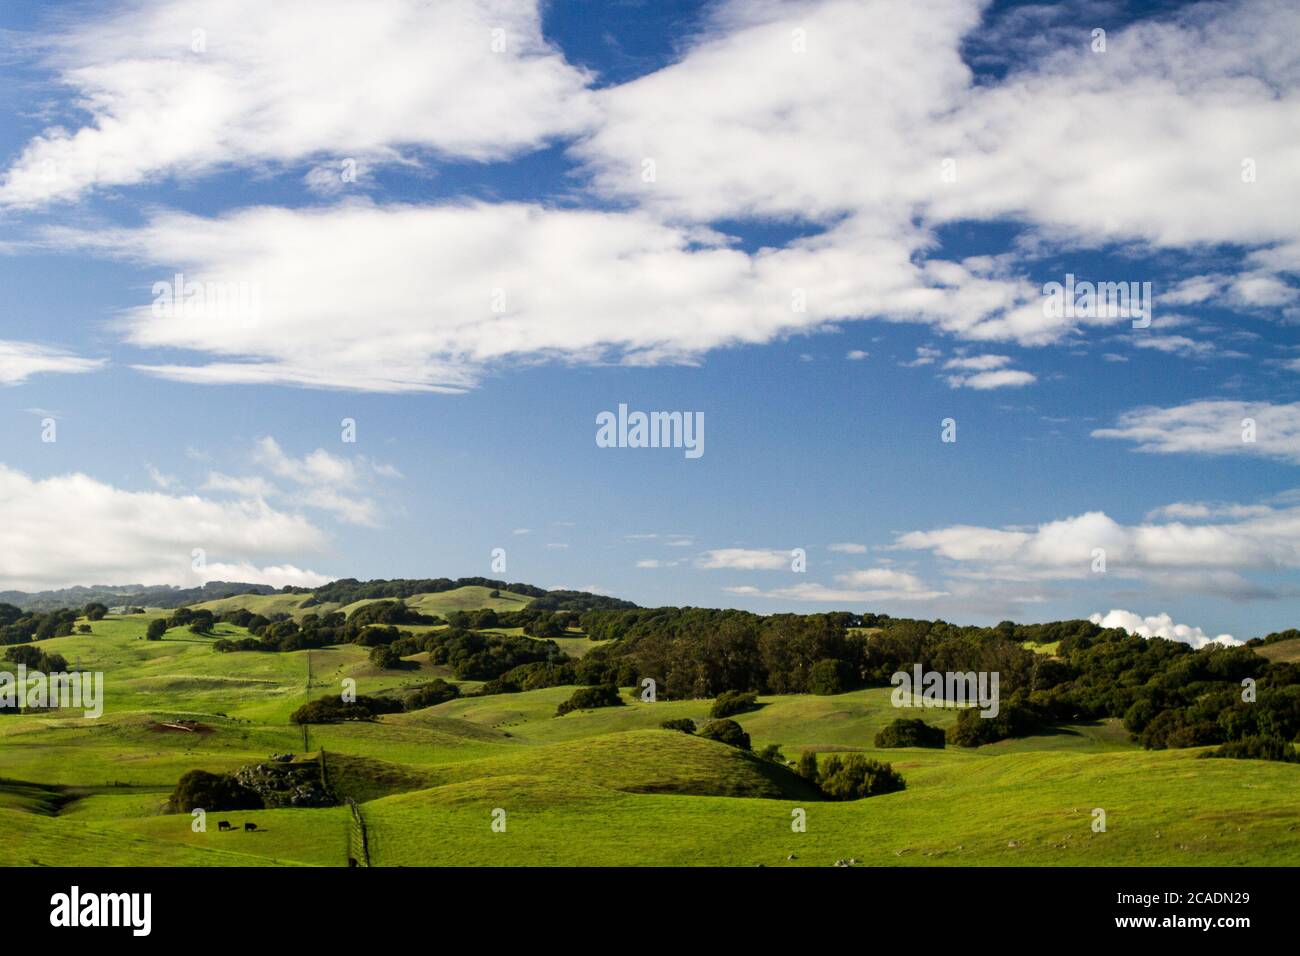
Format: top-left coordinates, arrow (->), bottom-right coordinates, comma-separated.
0,577 -> 636,613
0,581 -> 279,612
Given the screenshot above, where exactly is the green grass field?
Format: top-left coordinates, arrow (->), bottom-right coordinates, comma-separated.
1,612 -> 1297,867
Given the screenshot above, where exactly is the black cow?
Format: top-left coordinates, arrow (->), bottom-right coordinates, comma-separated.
244,822 -> 257,832
217,821 -> 232,831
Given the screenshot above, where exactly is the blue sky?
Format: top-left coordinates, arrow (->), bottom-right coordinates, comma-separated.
0,0 -> 1298,644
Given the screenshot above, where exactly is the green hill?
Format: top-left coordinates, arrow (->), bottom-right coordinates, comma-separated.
191,584 -> 536,621
0,613 -> 1296,867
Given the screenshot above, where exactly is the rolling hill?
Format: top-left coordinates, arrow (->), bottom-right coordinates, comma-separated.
0,609 -> 1296,867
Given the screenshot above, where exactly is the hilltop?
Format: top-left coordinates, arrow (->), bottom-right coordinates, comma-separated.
0,577 -> 636,615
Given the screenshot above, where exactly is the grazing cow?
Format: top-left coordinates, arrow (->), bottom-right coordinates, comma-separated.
217,821 -> 232,831
244,822 -> 257,832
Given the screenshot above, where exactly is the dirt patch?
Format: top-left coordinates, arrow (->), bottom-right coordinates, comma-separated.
147,720 -> 214,736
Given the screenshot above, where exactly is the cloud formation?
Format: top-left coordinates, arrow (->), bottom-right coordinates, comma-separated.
0,340 -> 104,384
0,0 -> 594,207
0,463 -> 329,590
9,0 -> 1296,389
1093,401 -> 1300,465
1089,609 -> 1240,648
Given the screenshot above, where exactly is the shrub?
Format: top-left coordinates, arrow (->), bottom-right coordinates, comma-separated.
697,718 -> 751,750
290,694 -> 403,724
874,718 -> 945,749
758,743 -> 785,763
473,677 -> 522,696
807,659 -> 850,696
5,645 -> 69,672
405,679 -> 460,710
1200,736 -> 1299,762
797,750 -> 819,780
556,684 -> 624,717
660,717 -> 696,733
168,770 -> 262,813
146,619 -> 168,641
710,689 -> 758,719
369,645 -> 402,669
816,754 -> 905,800
947,700 -> 1045,748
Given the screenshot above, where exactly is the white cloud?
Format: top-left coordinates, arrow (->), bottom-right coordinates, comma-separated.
1129,335 -> 1222,359
894,503 -> 1300,597
144,464 -> 176,489
0,0 -> 595,207
0,463 -> 328,590
1089,609 -> 1240,648
251,436 -> 397,526
581,0 -> 1300,258
12,0 -> 1300,392
1144,501 -> 1276,522
199,563 -> 331,590
0,340 -> 103,384
846,350 -> 869,360
202,472 -> 275,498
944,354 -> 1011,372
697,548 -> 791,571
636,558 -> 684,569
902,346 -> 944,368
828,542 -> 868,553
1093,400 -> 1300,465
47,202 -> 1045,392
1160,276 -> 1222,306
946,368 -> 1037,390
726,567 -> 945,602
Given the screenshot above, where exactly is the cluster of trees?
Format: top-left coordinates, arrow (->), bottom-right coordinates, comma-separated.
291,679 -> 462,723
0,605 -> 80,645
4,644 -> 70,673
555,684 -> 624,716
306,576 -> 546,606
874,718 -> 945,749
211,605 -> 399,652
169,769 -> 262,812
290,694 -> 404,724
148,607 -> 222,639
573,608 -> 1039,702
697,718 -> 751,750
710,689 -> 758,719
658,715 -> 751,749
1247,628 -> 1300,647
795,752 -> 906,800
1201,736 -> 1299,762
571,608 -> 1300,758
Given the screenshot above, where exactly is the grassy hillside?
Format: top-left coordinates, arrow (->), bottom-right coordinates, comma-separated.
0,614 -> 1296,867
191,584 -> 535,622
1256,639 -> 1300,664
